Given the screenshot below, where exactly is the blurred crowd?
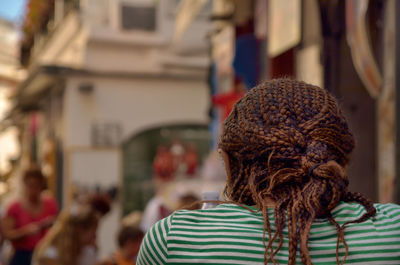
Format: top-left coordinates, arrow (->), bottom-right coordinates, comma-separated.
0,166 -> 199,265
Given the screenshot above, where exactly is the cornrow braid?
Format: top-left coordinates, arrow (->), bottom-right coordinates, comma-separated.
219,78 -> 376,265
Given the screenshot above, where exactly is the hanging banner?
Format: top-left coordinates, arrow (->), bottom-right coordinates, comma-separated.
268,0 -> 301,57
254,0 -> 268,39
346,0 -> 382,98
212,26 -> 235,77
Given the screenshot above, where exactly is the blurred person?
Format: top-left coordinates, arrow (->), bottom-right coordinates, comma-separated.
183,144 -> 198,176
33,192 -> 112,265
153,146 -> 176,181
170,140 -> 186,176
99,225 -> 144,265
2,167 -> 58,265
33,204 -> 100,265
136,79 -> 400,265
139,190 -> 170,232
175,193 -> 200,210
121,211 -> 142,228
141,159 -> 172,232
87,193 -> 112,217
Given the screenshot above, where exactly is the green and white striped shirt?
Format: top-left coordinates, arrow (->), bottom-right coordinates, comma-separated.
137,202 -> 400,264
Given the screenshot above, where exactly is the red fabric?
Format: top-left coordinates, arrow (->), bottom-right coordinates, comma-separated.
153,149 -> 176,181
212,92 -> 244,120
6,196 -> 58,250
184,151 -> 198,176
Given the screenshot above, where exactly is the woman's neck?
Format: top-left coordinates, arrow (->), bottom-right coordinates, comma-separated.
27,197 -> 41,206
22,196 -> 43,214
263,197 -> 276,208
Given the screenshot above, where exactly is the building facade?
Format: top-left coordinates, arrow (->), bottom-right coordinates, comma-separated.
10,0 -> 213,257
0,18 -> 25,196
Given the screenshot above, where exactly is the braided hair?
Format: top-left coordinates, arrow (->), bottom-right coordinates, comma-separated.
218,79 -> 376,265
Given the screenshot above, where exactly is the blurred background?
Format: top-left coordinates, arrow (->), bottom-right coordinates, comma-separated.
0,0 -> 399,261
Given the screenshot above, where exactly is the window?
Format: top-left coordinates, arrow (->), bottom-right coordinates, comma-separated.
121,4 -> 156,31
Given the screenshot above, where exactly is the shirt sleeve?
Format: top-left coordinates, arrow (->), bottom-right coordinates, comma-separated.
374,203 -> 400,229
137,213 -> 173,265
5,202 -> 19,220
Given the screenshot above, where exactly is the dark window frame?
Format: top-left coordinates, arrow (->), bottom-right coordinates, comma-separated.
120,4 -> 157,31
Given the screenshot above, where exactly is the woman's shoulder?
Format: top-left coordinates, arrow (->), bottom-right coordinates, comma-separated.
174,203 -> 256,216
41,193 -> 57,204
147,204 -> 250,232
5,199 -> 23,215
171,203 -> 261,226
333,201 -> 400,215
331,201 -> 400,226
7,199 -> 22,209
41,194 -> 58,211
374,202 -> 400,219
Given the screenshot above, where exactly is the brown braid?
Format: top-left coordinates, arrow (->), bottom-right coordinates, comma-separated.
218,79 -> 376,265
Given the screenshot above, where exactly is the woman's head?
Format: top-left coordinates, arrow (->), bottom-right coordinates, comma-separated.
219,79 -> 375,265
219,78 -> 354,208
23,168 -> 46,202
117,225 -> 144,258
86,193 -> 111,217
35,205 -> 99,265
68,206 -> 99,245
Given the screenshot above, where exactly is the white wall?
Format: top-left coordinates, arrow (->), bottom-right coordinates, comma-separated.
83,0 -> 211,73
64,76 -> 209,148
81,0 -> 211,55
85,41 -> 163,74
63,75 -> 209,257
68,149 -> 121,258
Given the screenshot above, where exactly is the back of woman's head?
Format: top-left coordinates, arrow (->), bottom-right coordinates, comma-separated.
34,205 -> 99,265
117,225 -> 144,248
68,205 -> 99,230
219,79 -> 376,265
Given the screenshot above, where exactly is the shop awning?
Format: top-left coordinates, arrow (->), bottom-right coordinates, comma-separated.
0,66 -> 65,131
16,65 -> 65,110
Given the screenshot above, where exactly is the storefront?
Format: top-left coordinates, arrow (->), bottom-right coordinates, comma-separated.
175,0 -> 398,202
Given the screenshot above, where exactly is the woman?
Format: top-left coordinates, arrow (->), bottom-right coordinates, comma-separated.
3,168 -> 58,265
137,79 -> 400,264
33,204 -> 100,265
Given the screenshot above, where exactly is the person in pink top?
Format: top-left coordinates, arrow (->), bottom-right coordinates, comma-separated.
2,167 -> 58,265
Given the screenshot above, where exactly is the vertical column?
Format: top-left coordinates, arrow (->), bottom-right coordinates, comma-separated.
378,0 -> 396,202
395,0 -> 400,203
